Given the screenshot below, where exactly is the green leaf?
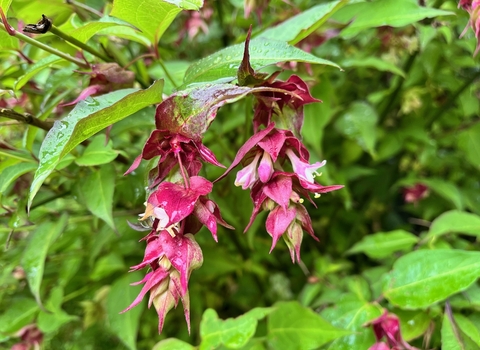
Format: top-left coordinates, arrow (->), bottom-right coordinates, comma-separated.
90,253 -> 125,281
442,311 -> 479,350
0,162 -> 37,193
260,0 -> 347,44
421,178 -> 464,210
200,307 -> 273,350
0,298 -> 38,334
37,285 -> 77,333
346,230 -> 419,259
20,215 -> 68,307
321,294 -> 383,350
341,57 -> 406,77
335,101 -> 378,156
333,0 -> 454,38
0,28 -> 18,49
183,38 -> 340,84
455,313 -> 480,347
0,149 -> 35,163
449,283 -> 480,310
28,79 -> 164,210
383,249 -> 480,309
110,0 -> 200,46
395,309 -> 431,341
426,210 -> 480,239
458,123 -> 480,171
442,311 -> 464,350
106,272 -> 145,350
153,339 -> 195,350
97,25 -> 151,46
69,16 -> 135,43
77,164 -> 116,229
14,56 -> 65,91
303,80 -> 335,155
267,301 -> 351,349
75,135 -> 118,166
0,0 -> 13,14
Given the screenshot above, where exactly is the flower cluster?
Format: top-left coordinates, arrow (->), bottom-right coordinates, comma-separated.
218,122 -> 342,262
366,311 -> 419,350
459,0 -> 480,55
123,29 -> 343,332
123,115 -> 232,332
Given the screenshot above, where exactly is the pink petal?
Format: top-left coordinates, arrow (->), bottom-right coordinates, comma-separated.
59,85 -> 105,107
265,206 -> 296,253
215,123 -> 276,183
263,175 -> 292,210
257,152 -> 274,183
121,268 -> 169,313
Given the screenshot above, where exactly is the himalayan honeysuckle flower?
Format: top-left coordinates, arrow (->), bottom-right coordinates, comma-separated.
140,176 -> 232,241
122,230 -> 203,333
125,130 -> 224,187
217,122 -> 343,262
366,311 -> 419,350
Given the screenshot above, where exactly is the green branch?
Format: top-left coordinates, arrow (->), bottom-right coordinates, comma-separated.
49,25 -> 112,62
0,22 -> 89,68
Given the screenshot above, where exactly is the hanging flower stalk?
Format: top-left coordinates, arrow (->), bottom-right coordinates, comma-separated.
123,28 -> 342,332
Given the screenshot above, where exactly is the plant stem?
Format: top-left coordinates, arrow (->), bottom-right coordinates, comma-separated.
49,25 -> 112,62
0,108 -> 54,131
30,191 -> 71,210
379,52 -> 417,122
426,69 -> 480,127
0,107 -> 130,164
0,22 -> 89,68
158,59 -> 178,89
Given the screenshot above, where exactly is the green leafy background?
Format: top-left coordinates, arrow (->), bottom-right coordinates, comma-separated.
1,0 -> 479,349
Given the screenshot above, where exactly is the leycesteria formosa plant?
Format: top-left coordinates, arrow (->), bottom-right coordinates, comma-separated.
122,29 -> 343,332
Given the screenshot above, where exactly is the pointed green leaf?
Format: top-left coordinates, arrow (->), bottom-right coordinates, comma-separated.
14,56 -> 65,91
0,162 -> 37,193
321,294 -> 383,350
383,250 -> 480,309
110,0 -> 201,46
449,283 -> 480,310
21,214 -> 68,307
75,135 -> 118,166
183,38 -> 340,84
200,307 -> 273,350
396,309 -> 431,341
442,311 -> 464,350
0,0 -> 13,14
458,123 -> 480,171
153,339 -> 195,350
260,0 -> 347,44
346,230 -> 419,259
267,301 -> 351,349
37,285 -> 77,333
442,312 -> 479,350
0,298 -> 38,334
106,272 -> 145,350
335,101 -> 378,156
0,28 -> 18,49
422,178 -> 464,210
69,16 -> 135,43
455,313 -> 480,347
333,0 -> 454,38
28,80 -> 164,210
427,210 -> 480,239
341,57 -> 406,77
78,164 -> 116,229
90,253 -> 125,281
